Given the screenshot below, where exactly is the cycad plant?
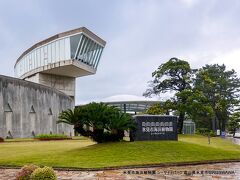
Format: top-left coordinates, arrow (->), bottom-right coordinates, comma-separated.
57,108 -> 91,136
58,102 -> 136,143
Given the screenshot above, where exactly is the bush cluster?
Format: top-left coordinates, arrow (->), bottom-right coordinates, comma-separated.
35,134 -> 70,140
196,128 -> 216,137
58,102 -> 136,143
16,164 -> 39,180
30,166 -> 57,180
16,165 -> 57,180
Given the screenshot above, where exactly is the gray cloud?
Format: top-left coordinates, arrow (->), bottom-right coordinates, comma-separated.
0,0 -> 240,104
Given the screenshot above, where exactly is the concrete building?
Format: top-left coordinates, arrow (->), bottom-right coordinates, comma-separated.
104,101 -> 161,114
0,75 -> 74,138
0,27 -> 106,138
14,27 -> 106,101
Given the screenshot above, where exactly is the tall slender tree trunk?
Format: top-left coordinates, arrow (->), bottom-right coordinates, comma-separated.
211,117 -> 216,131
178,112 -> 185,134
222,119 -> 226,132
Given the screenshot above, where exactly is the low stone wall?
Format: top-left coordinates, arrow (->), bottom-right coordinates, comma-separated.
0,75 -> 74,138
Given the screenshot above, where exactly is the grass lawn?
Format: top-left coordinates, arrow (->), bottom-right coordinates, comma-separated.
0,135 -> 239,169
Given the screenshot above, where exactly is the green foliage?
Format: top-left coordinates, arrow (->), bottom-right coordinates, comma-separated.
209,130 -> 217,137
228,112 -> 240,137
35,134 -> 69,139
196,128 -> 216,137
194,64 -> 240,132
145,59 -> 240,133
146,103 -> 167,115
0,136 -> 240,169
144,57 -> 193,96
144,57 -> 195,133
58,102 -> 135,143
176,89 -> 214,129
16,164 -> 39,180
196,128 -> 210,135
57,108 -> 82,126
30,166 -> 57,180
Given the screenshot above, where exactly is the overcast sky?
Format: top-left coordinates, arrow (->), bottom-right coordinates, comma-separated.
1,0 -> 240,104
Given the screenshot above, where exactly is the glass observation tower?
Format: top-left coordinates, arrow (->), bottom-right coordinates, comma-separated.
14,27 -> 106,101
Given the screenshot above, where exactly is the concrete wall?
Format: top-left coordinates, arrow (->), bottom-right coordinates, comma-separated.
25,73 -> 75,101
0,75 -> 74,138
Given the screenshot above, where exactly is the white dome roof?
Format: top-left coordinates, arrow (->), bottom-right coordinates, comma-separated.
101,94 -> 158,102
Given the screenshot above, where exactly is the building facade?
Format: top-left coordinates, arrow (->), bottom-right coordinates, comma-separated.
0,27 -> 106,138
14,27 -> 106,101
0,75 -> 74,138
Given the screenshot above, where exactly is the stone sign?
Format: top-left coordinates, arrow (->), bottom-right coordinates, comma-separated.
133,115 -> 178,141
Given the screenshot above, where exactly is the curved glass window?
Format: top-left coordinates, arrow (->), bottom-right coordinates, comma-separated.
15,33 -> 104,77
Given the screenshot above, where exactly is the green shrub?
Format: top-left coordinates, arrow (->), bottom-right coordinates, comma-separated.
196,128 -> 210,135
0,137 -> 4,142
16,164 -> 39,180
58,103 -> 135,143
30,166 -> 57,180
35,134 -> 69,139
209,130 -> 216,137
196,128 -> 216,136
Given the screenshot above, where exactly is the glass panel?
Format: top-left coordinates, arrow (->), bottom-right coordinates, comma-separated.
81,37 -> 90,62
85,39 -> 94,64
77,35 -> 87,60
74,34 -> 83,59
36,50 -> 38,69
36,48 -> 40,67
52,42 -> 56,63
60,39 -> 65,60
89,43 -> 97,65
21,61 -> 23,74
70,34 -> 81,59
22,58 -> 24,74
65,38 -> 70,60
29,53 -> 32,70
44,46 -> 48,65
55,40 -> 60,62
93,48 -> 100,68
23,57 -> 25,73
33,50 -> 36,69
95,48 -> 103,69
26,55 -> 29,72
25,56 -> 27,73
47,44 -> 52,63
19,64 -> 21,75
89,42 -> 97,65
40,47 -> 44,66
92,45 -> 100,67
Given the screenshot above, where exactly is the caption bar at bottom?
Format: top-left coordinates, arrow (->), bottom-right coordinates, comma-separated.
123,170 -> 235,176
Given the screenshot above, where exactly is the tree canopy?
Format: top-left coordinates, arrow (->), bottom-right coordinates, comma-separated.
228,112 -> 240,137
144,59 -> 240,134
194,64 -> 240,132
144,57 -> 195,133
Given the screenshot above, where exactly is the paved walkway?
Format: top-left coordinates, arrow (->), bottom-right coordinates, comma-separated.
225,137 -> 240,145
0,162 -> 239,180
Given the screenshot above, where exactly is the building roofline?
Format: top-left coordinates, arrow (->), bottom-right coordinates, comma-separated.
76,100 -> 162,107
103,100 -> 161,104
14,27 -> 106,68
0,74 -> 72,100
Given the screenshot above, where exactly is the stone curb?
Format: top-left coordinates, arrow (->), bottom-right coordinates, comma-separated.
0,159 -> 240,171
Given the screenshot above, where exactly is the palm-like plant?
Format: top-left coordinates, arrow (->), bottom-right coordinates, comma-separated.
58,108 -> 80,125
106,112 -> 134,132
105,112 -> 135,140
58,102 -> 136,143
58,108 -> 90,136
